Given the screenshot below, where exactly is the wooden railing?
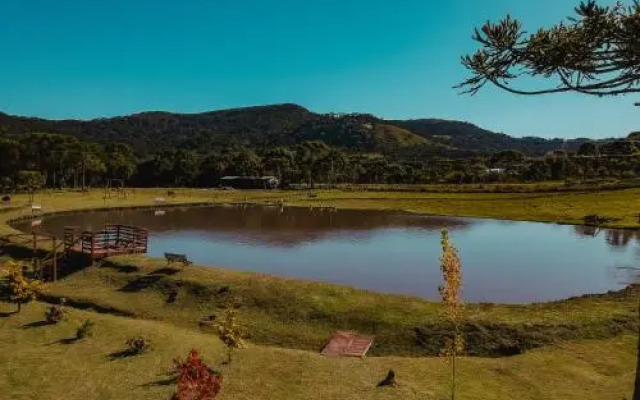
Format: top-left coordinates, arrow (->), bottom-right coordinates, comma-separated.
72,224 -> 148,260
3,224 -> 149,281
2,231 -> 62,281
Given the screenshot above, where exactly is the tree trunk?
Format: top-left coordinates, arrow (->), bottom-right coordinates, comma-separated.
452,337 -> 457,400
82,162 -> 86,191
16,301 -> 21,314
633,292 -> 640,400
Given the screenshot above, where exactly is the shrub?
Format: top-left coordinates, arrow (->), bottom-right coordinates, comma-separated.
45,305 -> 66,324
126,337 -> 151,355
76,319 -> 95,340
172,349 -> 222,400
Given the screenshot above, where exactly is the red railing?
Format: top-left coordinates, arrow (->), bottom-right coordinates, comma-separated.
67,224 -> 148,260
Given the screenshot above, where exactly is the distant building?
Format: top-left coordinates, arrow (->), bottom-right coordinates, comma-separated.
484,168 -> 506,174
220,176 -> 279,189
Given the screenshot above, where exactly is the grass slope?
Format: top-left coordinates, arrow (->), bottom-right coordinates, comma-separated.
38,256 -> 637,357
0,301 -> 634,400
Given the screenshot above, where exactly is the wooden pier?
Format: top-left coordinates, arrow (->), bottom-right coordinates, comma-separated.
64,224 -> 148,261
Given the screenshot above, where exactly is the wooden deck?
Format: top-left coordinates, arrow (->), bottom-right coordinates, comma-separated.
64,224 -> 148,261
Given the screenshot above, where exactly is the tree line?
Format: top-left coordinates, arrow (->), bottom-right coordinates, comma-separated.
1,132 -> 640,192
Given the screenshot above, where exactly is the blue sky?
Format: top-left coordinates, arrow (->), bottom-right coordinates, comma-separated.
0,0 -> 636,139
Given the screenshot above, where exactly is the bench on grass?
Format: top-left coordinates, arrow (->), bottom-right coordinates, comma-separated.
164,252 -> 193,267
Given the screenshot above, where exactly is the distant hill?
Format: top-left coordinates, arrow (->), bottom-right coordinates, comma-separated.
0,104 -> 616,157
393,119 -> 594,156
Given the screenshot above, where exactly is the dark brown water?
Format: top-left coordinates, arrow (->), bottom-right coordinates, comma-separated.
14,205 -> 640,303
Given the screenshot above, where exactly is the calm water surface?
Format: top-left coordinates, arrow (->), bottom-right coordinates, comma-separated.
15,205 -> 640,303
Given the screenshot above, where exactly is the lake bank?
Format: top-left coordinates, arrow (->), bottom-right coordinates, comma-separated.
37,255 -> 637,357
16,203 -> 637,303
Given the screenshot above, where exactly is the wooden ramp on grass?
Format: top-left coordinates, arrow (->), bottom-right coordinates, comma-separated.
320,331 -> 374,358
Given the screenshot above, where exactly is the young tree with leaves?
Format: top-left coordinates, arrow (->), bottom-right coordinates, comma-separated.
439,230 -> 465,400
214,307 -> 245,364
3,261 -> 40,313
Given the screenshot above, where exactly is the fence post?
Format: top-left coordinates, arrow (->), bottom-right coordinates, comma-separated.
52,236 -> 57,282
91,234 -> 95,261
32,231 -> 37,270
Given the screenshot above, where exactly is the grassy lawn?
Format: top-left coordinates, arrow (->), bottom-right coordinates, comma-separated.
1,186 -> 640,234
0,301 -> 634,400
0,186 -> 638,399
38,256 -> 637,357
289,189 -> 640,228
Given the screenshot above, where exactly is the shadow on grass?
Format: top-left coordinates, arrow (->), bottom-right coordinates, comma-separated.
0,240 -> 91,280
22,320 -> 52,329
152,268 -> 180,276
108,349 -> 142,360
119,274 -> 164,293
141,376 -> 176,387
46,337 -> 80,345
0,310 -> 17,318
102,262 -> 140,274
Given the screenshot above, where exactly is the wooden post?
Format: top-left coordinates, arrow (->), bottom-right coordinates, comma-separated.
52,236 -> 57,282
32,231 -> 37,269
91,233 -> 95,261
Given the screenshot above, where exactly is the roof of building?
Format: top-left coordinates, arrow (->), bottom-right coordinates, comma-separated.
220,176 -> 278,180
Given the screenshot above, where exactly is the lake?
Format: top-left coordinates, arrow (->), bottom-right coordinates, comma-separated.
14,204 -> 639,303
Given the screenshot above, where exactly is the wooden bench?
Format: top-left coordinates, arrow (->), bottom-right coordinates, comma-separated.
164,252 -> 193,267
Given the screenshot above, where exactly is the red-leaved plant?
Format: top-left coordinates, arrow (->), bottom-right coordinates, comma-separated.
171,350 -> 222,400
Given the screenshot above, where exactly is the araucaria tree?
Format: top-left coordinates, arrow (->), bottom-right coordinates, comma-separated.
458,1 -> 640,97
439,230 -> 465,400
459,3 -> 640,398
3,261 -> 40,313
214,307 -> 245,364
172,350 -> 222,400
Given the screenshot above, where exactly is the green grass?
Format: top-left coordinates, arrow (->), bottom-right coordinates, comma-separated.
0,301 -> 634,400
286,189 -> 640,228
2,186 -> 640,235
37,255 -> 637,357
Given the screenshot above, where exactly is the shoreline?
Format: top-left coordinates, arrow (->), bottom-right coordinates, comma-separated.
2,189 -> 638,306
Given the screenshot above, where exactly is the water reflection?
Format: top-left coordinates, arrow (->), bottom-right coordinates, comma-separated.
20,205 -> 471,247
12,205 -> 640,303
613,265 -> 640,286
573,224 -> 640,249
605,229 -> 640,248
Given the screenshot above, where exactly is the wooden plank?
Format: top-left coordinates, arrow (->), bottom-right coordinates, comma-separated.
320,331 -> 374,358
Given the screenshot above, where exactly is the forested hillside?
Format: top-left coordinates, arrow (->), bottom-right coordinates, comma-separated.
394,119 -> 593,156
0,104 -> 637,190
0,104 -> 603,156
